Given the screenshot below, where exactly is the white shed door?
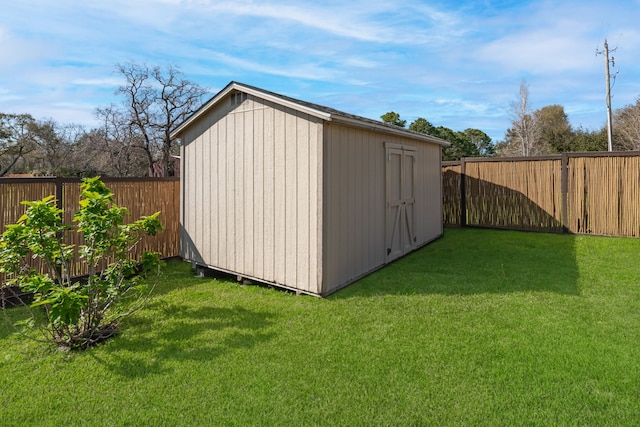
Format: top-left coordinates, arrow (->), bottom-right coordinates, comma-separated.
386,144 -> 416,262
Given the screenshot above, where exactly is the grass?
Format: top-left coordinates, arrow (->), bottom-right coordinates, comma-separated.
1,227 -> 639,426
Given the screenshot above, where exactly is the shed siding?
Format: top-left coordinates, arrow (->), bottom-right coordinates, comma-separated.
322,123 -> 442,294
181,94 -> 323,294
415,142 -> 444,243
323,123 -> 386,294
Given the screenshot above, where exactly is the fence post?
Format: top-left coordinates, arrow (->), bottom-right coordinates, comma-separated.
460,157 -> 466,227
54,177 -> 64,281
55,177 -> 63,212
560,154 -> 569,233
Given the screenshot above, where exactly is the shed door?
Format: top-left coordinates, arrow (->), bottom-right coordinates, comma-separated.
386,144 -> 416,262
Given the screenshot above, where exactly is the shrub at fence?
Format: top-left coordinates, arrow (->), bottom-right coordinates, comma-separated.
0,177 -> 179,287
0,177 -> 163,350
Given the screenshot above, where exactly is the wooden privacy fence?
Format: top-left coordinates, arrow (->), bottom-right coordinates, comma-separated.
443,152 -> 640,237
0,177 -> 180,285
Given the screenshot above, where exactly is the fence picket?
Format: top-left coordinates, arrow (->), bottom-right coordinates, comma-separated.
444,152 -> 640,237
0,177 -> 180,286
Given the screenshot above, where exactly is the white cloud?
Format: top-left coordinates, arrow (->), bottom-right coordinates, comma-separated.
434,98 -> 493,116
204,51 -> 341,81
0,92 -> 23,103
72,77 -> 123,87
161,0 -> 462,45
476,28 -> 597,74
0,26 -> 51,67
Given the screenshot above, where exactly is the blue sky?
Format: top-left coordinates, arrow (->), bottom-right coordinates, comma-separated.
1,0 -> 639,142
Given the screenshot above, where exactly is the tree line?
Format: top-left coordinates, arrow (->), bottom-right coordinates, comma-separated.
380,111 -> 495,160
3,68 -> 640,176
382,80 -> 640,160
0,62 -> 207,177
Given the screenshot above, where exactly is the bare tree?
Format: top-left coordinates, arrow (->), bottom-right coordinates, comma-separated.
613,98 -> 640,151
0,113 -> 36,176
152,65 -> 208,176
510,80 -> 541,156
25,119 -> 82,175
93,105 -> 149,177
0,114 -> 95,176
97,62 -> 208,177
55,123 -> 93,176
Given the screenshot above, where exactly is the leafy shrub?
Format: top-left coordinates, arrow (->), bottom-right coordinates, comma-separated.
0,177 -> 163,350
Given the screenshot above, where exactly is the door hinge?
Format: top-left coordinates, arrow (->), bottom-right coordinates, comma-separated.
387,248 -> 391,255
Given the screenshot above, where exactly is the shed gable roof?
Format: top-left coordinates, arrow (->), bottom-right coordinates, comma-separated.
171,81 -> 448,146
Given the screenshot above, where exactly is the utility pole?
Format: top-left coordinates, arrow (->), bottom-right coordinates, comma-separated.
598,39 -> 616,151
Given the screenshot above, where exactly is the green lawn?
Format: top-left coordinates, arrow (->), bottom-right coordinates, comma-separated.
1,228 -> 639,426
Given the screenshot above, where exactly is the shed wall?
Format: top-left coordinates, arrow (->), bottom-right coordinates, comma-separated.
322,123 -> 443,294
415,140 -> 444,243
181,94 -> 323,294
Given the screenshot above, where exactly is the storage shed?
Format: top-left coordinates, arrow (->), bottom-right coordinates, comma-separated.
171,82 -> 447,296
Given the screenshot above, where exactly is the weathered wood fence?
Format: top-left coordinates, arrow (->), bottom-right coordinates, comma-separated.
443,152 -> 640,237
0,177 -> 180,285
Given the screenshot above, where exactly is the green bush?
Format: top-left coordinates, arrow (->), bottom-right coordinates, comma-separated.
0,177 -> 163,350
